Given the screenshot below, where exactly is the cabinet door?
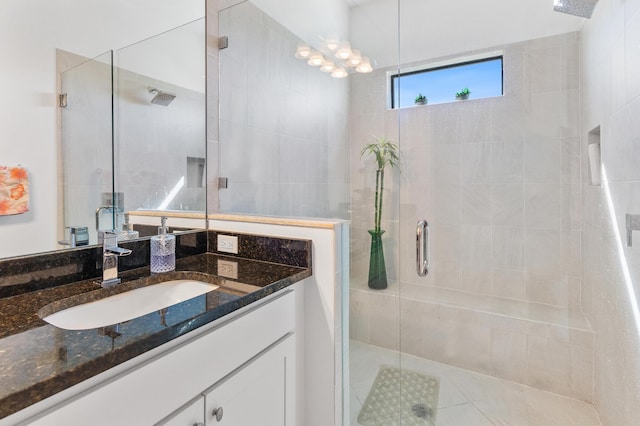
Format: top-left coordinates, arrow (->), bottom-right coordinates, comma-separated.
156,396 -> 204,426
205,336 -> 294,426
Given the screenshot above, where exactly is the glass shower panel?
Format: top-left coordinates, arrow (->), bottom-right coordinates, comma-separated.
113,18 -> 206,225
346,0 -> 403,424
59,51 -> 114,246
217,0 -> 350,220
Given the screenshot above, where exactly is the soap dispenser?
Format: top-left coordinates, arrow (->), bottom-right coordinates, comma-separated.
150,216 -> 175,273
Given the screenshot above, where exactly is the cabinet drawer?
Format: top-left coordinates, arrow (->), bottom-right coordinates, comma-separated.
156,396 -> 204,426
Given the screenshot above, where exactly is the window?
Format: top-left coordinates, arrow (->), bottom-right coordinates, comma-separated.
390,56 -> 503,108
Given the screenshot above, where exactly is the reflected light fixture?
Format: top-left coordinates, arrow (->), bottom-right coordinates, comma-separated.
307,53 -> 324,66
331,67 -> 348,78
355,57 -> 373,73
295,44 -> 312,59
335,42 -> 352,60
320,60 -> 336,73
346,49 -> 362,68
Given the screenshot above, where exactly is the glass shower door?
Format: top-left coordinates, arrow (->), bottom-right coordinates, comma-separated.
389,0 -> 595,424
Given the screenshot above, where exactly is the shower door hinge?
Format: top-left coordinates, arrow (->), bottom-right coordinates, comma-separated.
218,177 -> 228,189
58,93 -> 68,108
218,36 -> 229,50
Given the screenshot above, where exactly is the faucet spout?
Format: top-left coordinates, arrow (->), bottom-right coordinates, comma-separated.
105,246 -> 132,256
99,230 -> 132,287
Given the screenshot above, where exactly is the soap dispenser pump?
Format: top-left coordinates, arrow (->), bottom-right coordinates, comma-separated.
150,216 -> 175,273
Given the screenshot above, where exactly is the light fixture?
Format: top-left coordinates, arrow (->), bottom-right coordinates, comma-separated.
326,39 -> 340,51
307,53 -> 324,66
335,42 -> 352,60
295,44 -> 312,59
346,49 -> 362,68
331,67 -> 348,79
355,57 -> 373,73
320,60 -> 336,73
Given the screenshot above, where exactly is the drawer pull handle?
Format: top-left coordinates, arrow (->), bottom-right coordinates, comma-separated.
212,406 -> 224,422
193,423 -> 204,426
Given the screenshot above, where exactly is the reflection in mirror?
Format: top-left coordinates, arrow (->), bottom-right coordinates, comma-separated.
59,51 -> 115,247
114,19 -> 206,218
0,0 -> 204,259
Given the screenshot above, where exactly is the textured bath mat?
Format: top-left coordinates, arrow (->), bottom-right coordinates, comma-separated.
357,365 -> 440,426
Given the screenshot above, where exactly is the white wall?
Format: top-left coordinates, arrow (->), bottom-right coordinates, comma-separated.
0,0 -> 203,258
580,0 -> 640,423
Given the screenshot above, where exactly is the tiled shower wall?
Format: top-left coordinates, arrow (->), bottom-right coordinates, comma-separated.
215,1 -> 350,219
581,0 -> 640,423
350,32 -> 594,400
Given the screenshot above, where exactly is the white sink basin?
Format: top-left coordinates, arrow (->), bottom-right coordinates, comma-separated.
43,280 -> 220,330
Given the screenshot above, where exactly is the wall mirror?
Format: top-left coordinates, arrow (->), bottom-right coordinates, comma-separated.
0,0 -> 205,259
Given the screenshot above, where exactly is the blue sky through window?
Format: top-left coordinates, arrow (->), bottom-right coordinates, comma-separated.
392,57 -> 503,108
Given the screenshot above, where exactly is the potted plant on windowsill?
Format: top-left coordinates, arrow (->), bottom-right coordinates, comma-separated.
414,93 -> 427,105
455,88 -> 470,100
360,136 -> 400,290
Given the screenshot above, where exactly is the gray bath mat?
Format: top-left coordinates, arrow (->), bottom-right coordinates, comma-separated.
357,365 -> 440,426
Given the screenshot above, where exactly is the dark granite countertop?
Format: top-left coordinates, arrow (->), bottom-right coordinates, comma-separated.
0,252 -> 311,420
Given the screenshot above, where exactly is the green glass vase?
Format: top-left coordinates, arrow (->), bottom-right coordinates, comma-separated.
367,230 -> 387,290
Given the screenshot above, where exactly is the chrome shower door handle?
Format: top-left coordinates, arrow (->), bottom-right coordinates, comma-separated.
416,219 -> 429,277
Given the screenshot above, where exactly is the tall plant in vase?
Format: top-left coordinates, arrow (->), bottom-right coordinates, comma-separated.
360,136 -> 400,289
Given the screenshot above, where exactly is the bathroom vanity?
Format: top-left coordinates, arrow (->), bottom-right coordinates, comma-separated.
0,231 -> 312,425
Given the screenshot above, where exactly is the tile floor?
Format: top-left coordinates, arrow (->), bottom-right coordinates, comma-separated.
349,340 -> 602,426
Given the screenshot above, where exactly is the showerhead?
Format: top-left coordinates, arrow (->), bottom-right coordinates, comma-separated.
149,88 -> 176,106
553,0 -> 598,18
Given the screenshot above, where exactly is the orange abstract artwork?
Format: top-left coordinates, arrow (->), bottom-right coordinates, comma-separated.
0,166 -> 29,215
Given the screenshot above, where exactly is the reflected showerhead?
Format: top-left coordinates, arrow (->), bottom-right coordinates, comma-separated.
149,88 -> 176,106
553,0 -> 598,18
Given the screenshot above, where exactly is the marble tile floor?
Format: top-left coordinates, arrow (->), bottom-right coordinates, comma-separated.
349,340 -> 601,426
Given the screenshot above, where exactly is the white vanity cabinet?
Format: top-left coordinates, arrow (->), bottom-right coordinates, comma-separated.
157,335 -> 294,426
203,335 -> 294,426
10,288 -> 299,426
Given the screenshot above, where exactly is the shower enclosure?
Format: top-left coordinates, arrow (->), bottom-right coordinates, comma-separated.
348,1 -> 598,424
216,0 -> 640,424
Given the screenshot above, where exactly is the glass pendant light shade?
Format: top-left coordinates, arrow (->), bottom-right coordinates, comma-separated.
355,57 -> 373,73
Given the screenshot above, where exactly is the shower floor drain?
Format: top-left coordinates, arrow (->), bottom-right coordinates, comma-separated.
411,403 -> 433,419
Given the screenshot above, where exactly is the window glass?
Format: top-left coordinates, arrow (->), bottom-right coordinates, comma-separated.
391,56 -> 503,108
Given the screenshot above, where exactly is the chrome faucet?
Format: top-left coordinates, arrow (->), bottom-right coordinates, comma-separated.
99,230 -> 132,287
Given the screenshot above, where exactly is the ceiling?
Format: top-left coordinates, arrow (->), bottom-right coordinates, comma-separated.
348,0 -> 588,68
